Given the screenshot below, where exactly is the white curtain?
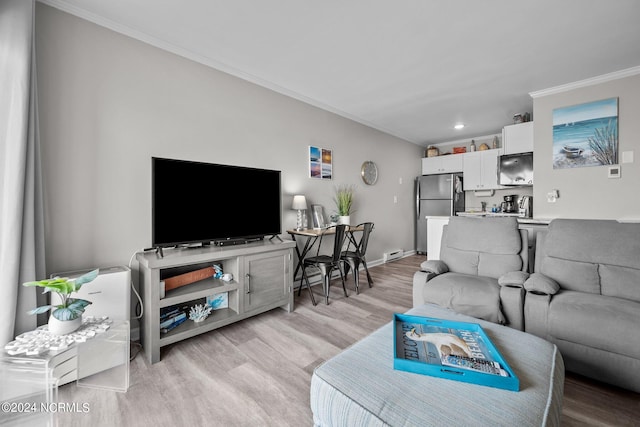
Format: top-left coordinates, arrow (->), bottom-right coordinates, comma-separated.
0,0 -> 45,345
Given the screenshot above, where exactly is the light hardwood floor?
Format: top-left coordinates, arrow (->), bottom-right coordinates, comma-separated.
59,255 -> 640,426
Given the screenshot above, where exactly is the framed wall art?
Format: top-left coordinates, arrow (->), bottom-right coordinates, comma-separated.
309,146 -> 332,179
311,204 -> 326,229
552,97 -> 618,169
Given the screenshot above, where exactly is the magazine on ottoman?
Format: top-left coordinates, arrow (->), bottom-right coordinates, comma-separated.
393,313 -> 520,391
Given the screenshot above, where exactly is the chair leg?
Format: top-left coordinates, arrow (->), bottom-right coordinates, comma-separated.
301,268 -> 317,306
323,273 -> 330,305
338,266 -> 348,298
362,259 -> 373,287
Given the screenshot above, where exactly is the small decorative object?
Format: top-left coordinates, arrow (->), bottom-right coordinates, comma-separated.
470,140 -> 476,152
213,263 -> 224,279
309,146 -> 332,179
5,316 -> 112,356
291,195 -> 308,230
334,184 -> 354,225
478,143 -> 490,151
513,114 -> 524,124
221,273 -> 233,282
492,136 -> 499,149
452,147 -> 466,154
189,304 -> 212,323
207,292 -> 229,310
329,214 -> 339,226
22,269 -> 99,336
360,161 -> 378,185
426,146 -> 439,157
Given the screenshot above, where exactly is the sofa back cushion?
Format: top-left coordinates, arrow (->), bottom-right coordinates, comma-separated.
538,219 -> 640,301
441,216 -> 524,279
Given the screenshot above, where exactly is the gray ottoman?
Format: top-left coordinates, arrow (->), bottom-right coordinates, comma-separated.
311,304 -> 564,426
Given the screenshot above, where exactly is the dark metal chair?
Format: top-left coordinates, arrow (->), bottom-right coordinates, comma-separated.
299,225 -> 348,305
341,222 -> 374,294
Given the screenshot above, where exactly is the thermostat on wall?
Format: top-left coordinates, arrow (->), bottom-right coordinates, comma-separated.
608,165 -> 621,179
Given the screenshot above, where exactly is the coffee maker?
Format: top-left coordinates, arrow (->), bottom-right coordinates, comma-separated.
519,196 -> 533,218
501,195 -> 518,213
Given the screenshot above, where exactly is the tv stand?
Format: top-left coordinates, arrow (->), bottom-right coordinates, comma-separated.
136,239 -> 295,364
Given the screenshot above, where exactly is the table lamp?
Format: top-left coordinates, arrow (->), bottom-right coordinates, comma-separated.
292,195 -> 307,230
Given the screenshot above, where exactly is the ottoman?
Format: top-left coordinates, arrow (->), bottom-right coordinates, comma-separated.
310,304 -> 564,427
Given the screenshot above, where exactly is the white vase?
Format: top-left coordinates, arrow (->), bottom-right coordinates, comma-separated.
48,314 -> 82,336
338,215 -> 351,225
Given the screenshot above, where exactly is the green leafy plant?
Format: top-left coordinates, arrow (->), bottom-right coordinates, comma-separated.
22,269 -> 99,321
334,184 -> 355,216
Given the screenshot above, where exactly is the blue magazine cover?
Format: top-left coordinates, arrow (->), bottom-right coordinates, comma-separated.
393,314 -> 519,390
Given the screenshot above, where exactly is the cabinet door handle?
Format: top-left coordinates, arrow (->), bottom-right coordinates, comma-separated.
245,273 -> 251,293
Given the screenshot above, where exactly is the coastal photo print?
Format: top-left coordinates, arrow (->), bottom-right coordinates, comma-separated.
309,146 -> 333,179
552,98 -> 618,169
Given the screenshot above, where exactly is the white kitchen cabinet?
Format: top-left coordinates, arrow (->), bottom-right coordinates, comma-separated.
426,216 -> 450,260
502,122 -> 534,154
463,149 -> 503,190
421,154 -> 463,174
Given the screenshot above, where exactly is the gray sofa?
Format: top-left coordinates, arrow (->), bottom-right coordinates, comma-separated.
413,216 -> 529,330
524,219 -> 640,393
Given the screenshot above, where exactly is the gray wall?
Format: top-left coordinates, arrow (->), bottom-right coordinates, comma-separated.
532,73 -> 640,221
35,4 -> 421,278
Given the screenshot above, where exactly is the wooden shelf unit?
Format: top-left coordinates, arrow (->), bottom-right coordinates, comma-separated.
137,239 -> 295,363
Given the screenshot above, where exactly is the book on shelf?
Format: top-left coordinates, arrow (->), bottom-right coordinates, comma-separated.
160,312 -> 186,330
161,315 -> 187,334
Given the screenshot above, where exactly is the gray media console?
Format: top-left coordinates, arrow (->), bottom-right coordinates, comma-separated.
136,239 -> 295,363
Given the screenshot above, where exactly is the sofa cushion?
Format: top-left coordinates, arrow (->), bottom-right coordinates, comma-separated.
441,216 -> 523,279
548,291 -> 640,359
600,264 -> 640,302
541,219 -> 640,296
424,273 -> 505,324
419,259 -> 448,275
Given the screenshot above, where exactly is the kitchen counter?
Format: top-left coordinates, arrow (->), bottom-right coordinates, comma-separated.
456,212 -> 551,225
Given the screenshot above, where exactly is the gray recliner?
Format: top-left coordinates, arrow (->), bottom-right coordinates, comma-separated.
413,216 -> 529,330
524,219 -> 640,392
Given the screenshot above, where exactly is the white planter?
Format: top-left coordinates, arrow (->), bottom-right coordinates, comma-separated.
338,215 -> 351,225
48,314 -> 82,336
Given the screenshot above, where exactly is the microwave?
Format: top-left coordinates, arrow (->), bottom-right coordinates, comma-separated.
498,152 -> 533,186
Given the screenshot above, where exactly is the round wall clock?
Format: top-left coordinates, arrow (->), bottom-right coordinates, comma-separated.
361,161 -> 378,185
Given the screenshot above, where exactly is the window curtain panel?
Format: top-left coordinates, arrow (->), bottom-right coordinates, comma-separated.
0,0 -> 45,345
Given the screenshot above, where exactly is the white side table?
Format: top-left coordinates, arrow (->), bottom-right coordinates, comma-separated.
1,319 -> 129,426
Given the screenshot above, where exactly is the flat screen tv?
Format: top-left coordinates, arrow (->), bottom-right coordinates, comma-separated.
152,157 -> 282,248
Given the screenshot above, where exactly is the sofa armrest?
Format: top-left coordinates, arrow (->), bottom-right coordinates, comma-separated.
524,273 -> 560,295
499,286 -> 524,330
419,260 -> 449,275
498,271 -> 530,288
412,270 -> 439,308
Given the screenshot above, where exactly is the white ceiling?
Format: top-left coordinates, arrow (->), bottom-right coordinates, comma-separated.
40,0 -> 640,145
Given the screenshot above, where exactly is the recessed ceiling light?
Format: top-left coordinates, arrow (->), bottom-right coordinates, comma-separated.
454,123 -> 465,130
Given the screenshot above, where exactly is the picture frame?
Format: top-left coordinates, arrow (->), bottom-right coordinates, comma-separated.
311,204 -> 326,229
552,97 -> 618,169
309,146 -> 333,179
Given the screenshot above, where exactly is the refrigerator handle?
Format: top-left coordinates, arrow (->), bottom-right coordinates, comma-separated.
415,178 -> 420,218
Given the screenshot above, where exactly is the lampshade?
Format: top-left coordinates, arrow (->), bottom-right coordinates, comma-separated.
291,195 -> 307,210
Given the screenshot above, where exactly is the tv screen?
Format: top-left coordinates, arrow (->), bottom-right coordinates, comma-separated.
152,157 -> 281,247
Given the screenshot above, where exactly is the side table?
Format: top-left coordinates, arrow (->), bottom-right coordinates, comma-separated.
1,319 -> 129,427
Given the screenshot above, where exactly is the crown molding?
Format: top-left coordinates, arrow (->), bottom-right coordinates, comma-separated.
529,66 -> 640,98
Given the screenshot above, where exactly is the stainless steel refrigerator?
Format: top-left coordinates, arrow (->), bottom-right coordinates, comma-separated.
415,173 -> 465,254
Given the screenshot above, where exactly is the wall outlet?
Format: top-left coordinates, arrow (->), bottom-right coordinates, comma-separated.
547,190 -> 559,203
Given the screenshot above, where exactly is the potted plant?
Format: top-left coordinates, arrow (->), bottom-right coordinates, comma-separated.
334,184 -> 355,225
22,269 -> 99,335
